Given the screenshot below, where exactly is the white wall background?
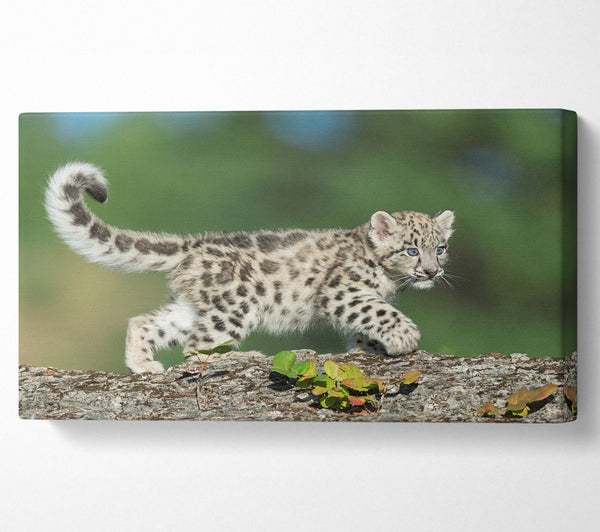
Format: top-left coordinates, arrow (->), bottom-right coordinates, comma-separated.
2,1 -> 599,530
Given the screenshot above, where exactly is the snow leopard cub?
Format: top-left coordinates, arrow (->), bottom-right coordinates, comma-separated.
45,162 -> 454,374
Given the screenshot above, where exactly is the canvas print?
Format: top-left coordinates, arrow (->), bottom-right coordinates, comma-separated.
19,110 -> 577,421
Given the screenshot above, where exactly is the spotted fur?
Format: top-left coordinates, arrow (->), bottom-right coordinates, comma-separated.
45,162 -> 454,373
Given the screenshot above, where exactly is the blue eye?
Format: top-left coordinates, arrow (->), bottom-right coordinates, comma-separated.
407,248 -> 419,257
436,246 -> 446,255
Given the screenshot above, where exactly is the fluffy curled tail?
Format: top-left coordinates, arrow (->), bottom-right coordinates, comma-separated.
45,162 -> 188,273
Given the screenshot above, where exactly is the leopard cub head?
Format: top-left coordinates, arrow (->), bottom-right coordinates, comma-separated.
367,209 -> 455,290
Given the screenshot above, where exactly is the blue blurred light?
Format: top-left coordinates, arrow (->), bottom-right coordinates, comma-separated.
264,111 -> 356,151
455,147 -> 518,199
50,112 -> 122,144
154,112 -> 228,135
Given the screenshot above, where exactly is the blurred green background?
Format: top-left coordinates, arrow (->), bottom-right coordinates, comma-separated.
19,110 -> 576,373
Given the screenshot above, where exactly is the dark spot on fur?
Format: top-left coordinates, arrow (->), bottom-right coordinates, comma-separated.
260,259 -> 279,275
222,291 -> 235,305
63,184 -> 79,200
69,202 -> 91,226
179,256 -> 193,270
115,234 -> 134,252
201,272 -> 213,287
202,260 -> 213,269
216,263 -> 235,284
206,247 -> 224,257
281,231 -> 307,247
376,309 -> 386,317
211,315 -> 227,332
239,262 -> 254,282
361,305 -> 372,313
320,296 -> 329,308
212,295 -> 227,313
237,285 -> 248,297
152,241 -> 179,256
347,312 -> 358,323
255,281 -> 266,296
231,234 -> 253,248
256,233 -> 281,253
199,290 -> 210,305
328,275 -> 342,288
135,239 -> 152,254
203,335 -> 214,343
158,329 -> 165,337
274,292 -> 282,304
305,277 -> 315,286
361,316 -> 371,324
89,222 -> 111,242
334,305 -> 345,317
86,183 -> 108,203
229,317 -> 243,328
150,260 -> 166,269
240,301 -> 250,314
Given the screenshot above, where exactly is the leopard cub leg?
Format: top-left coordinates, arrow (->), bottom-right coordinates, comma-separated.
125,299 -> 195,374
347,332 -> 387,355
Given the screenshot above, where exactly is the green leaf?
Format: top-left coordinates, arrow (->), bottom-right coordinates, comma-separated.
291,360 -> 311,375
312,374 -> 330,387
320,395 -> 338,409
341,377 -> 370,392
338,396 -> 350,410
339,363 -> 365,380
505,389 -> 531,412
295,377 -> 314,389
564,384 -> 577,414
511,406 -> 530,417
506,384 -> 558,412
323,360 -> 340,379
527,383 -> 558,403
348,396 -> 367,406
271,368 -> 298,380
475,403 -> 500,417
312,386 -> 328,396
192,338 -> 237,355
326,388 -> 347,398
302,361 -> 318,378
272,351 -> 296,371
400,370 -> 422,385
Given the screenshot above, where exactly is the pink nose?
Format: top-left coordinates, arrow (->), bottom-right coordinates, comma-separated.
423,268 -> 438,278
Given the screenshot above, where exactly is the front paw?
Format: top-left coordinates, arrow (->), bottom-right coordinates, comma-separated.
384,321 -> 421,355
128,360 -> 165,374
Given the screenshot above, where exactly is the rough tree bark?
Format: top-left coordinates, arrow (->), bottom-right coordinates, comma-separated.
19,350 -> 577,422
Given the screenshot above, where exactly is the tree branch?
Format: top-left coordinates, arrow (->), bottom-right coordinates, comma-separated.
19,351 -> 577,422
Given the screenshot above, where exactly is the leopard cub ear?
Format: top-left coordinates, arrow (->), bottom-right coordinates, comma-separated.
433,209 -> 455,237
369,211 -> 397,242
